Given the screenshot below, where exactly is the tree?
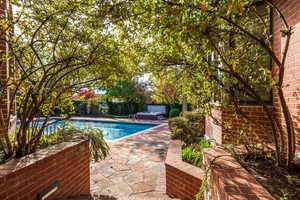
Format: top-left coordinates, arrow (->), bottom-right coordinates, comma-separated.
0,0 -> 140,160
105,80 -> 146,103
150,73 -> 181,105
128,0 -> 295,167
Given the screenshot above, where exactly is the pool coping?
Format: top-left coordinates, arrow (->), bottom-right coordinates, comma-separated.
106,123 -> 167,142
57,116 -> 166,125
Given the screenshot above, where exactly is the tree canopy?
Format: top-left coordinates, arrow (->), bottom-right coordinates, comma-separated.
0,0 -> 296,166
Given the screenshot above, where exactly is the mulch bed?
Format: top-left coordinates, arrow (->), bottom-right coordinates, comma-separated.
240,157 -> 300,200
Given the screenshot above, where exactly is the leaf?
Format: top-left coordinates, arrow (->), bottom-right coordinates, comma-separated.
199,3 -> 209,11
1,23 -> 8,31
227,7 -> 233,15
232,61 -> 238,71
207,70 -> 212,76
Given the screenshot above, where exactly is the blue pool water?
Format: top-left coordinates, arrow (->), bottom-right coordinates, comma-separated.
18,119 -> 158,140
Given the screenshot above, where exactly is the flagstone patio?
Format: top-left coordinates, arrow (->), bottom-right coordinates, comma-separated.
90,124 -> 175,200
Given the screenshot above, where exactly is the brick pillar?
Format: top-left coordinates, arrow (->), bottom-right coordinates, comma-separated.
0,0 -> 11,119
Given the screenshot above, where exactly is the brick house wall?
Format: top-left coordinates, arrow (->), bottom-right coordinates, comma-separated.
206,1 -> 300,154
205,106 -> 273,146
273,0 -> 300,153
0,141 -> 90,200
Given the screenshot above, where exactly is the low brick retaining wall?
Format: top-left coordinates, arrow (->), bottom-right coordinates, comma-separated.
165,140 -> 204,200
0,140 -> 90,200
203,146 -> 275,200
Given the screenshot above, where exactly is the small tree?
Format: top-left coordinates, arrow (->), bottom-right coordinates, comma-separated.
0,0 -> 139,160
130,0 -> 295,167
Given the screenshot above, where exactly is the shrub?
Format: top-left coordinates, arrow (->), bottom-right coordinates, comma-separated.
169,108 -> 181,118
168,117 -> 187,140
181,111 -> 205,136
168,111 -> 205,144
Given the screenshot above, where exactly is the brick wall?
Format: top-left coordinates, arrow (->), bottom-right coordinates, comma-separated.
203,146 -> 275,200
205,108 -> 222,144
0,0 -> 10,119
0,140 -> 90,200
165,140 -> 204,200
273,0 -> 300,153
205,106 -> 273,145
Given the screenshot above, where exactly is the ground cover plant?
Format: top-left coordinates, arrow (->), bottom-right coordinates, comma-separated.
182,137 -> 212,168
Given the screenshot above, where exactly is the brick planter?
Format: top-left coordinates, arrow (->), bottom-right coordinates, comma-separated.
165,140 -> 204,200
203,146 -> 275,200
0,140 -> 90,200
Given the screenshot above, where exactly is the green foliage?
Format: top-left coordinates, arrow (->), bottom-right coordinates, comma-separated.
105,80 -> 146,104
168,117 -> 186,139
150,74 -> 181,104
107,102 -> 145,115
39,123 -> 110,162
182,146 -> 202,167
182,137 -> 212,168
169,108 -> 181,118
126,0 -> 296,166
1,0 -> 146,159
182,111 -> 205,136
169,111 -> 205,144
72,101 -> 145,116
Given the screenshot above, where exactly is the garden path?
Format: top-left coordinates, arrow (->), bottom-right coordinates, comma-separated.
90,124 -> 176,200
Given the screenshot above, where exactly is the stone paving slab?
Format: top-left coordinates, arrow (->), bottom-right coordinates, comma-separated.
90,124 -> 175,200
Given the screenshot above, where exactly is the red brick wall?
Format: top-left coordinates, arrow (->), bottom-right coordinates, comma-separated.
0,140 -> 90,200
0,0 -> 10,119
203,147 -> 275,200
165,140 -> 204,200
205,106 -> 273,145
205,109 -> 222,144
273,0 -> 300,153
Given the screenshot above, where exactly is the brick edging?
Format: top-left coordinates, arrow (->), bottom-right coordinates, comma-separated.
203,146 -> 275,200
165,140 -> 204,200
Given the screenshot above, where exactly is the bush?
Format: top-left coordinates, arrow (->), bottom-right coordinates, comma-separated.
168,111 -> 205,144
182,111 -> 205,137
168,117 -> 187,140
169,108 -> 181,118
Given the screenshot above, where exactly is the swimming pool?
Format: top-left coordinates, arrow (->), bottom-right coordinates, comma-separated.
18,119 -> 158,140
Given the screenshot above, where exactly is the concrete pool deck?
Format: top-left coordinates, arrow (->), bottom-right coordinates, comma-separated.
90,123 -> 176,200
